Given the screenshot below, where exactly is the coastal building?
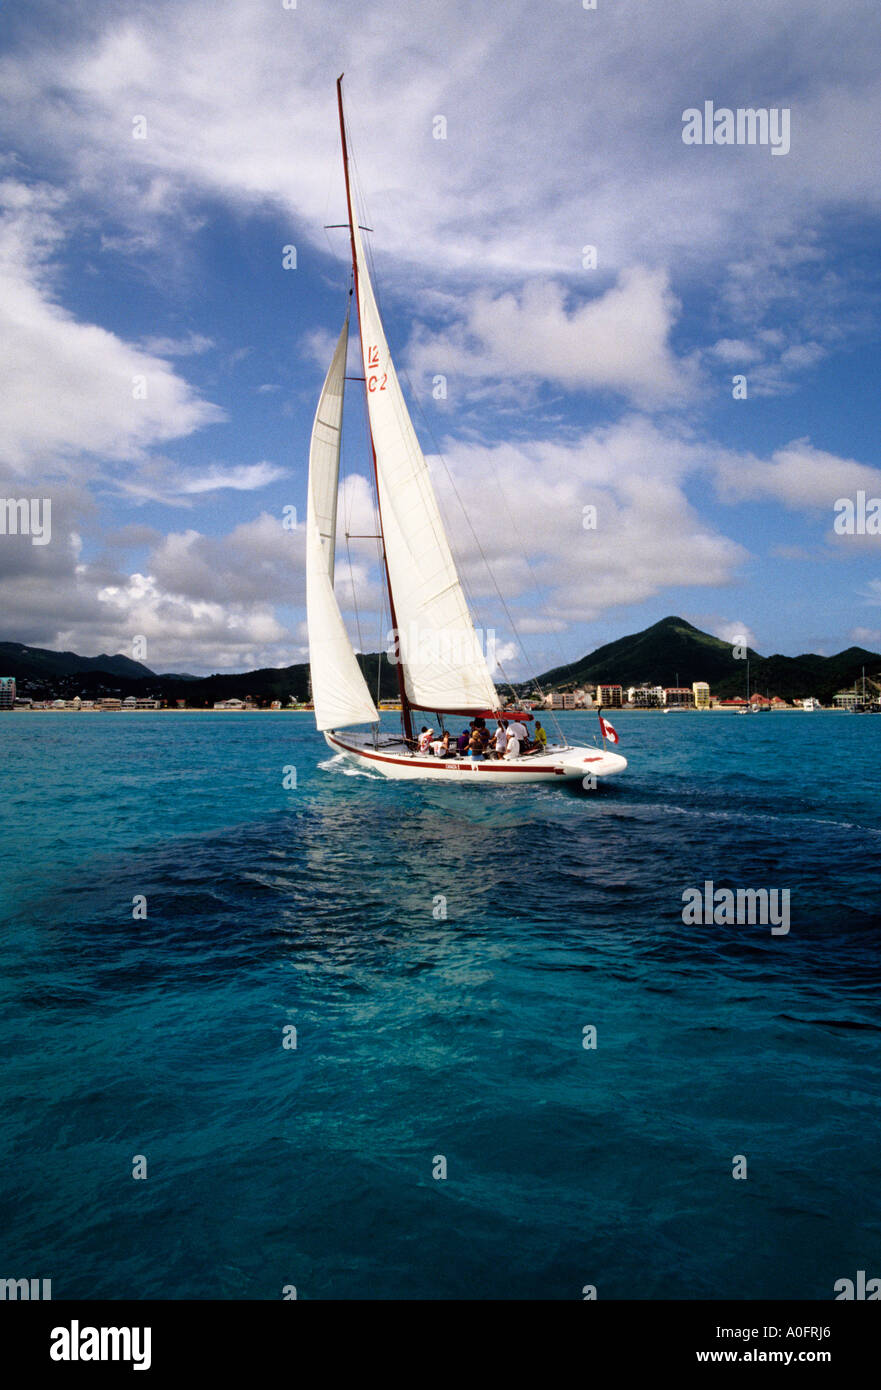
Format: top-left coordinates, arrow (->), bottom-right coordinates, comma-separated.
597,684 -> 623,707
96,698 -> 122,710
770,696 -> 788,709
664,687 -> 694,707
692,681 -> 710,709
214,698 -> 245,710
549,692 -> 577,710
626,685 -> 660,707
833,691 -> 859,709
0,676 -> 16,709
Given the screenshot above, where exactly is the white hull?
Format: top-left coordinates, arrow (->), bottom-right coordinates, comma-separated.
324,731 -> 627,783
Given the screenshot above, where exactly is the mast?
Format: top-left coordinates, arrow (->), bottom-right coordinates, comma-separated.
336,74 -> 413,742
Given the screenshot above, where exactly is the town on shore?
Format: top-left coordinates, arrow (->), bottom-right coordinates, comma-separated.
0,674 -> 874,713
533,681 -> 856,711
2,615 -> 879,714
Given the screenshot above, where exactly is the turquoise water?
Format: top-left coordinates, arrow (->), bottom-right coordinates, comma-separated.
1,711 -> 879,1299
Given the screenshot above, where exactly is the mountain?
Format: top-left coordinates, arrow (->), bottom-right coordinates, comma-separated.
158,654 -> 399,706
529,617 -> 760,690
0,641 -> 155,683
525,617 -> 881,704
3,620 -> 879,706
1,641 -> 399,706
712,646 -> 881,704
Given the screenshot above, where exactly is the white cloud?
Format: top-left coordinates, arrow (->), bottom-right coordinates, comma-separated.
708,338 -> 764,366
0,512 -> 305,672
688,615 -> 759,651
149,513 -> 302,605
859,580 -> 881,607
0,179 -> 224,473
107,458 -> 286,507
138,332 -> 214,357
1,0 -> 879,315
95,569 -> 288,669
2,0 -> 880,670
178,462 -> 286,494
405,269 -> 691,405
424,419 -> 748,632
715,439 -> 881,513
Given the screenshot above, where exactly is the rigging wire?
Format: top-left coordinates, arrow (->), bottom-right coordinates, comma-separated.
396,371 -> 572,746
338,93 -> 591,750
336,110 -> 394,722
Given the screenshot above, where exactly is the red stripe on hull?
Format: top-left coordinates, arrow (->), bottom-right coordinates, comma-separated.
326,733 -> 560,771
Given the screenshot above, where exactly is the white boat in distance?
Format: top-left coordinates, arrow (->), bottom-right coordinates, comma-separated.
305,78 -> 627,785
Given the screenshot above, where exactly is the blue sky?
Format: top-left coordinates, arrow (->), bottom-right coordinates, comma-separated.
1,0 -> 880,677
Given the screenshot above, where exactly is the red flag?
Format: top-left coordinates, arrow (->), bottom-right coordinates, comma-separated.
599,714 -> 619,744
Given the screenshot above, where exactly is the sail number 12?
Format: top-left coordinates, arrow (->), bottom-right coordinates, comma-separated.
366,345 -> 388,393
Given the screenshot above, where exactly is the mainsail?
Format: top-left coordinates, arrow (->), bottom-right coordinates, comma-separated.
348,219 -> 499,714
306,314 -> 380,732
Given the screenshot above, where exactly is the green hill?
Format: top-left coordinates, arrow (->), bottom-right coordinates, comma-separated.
2,642 -> 399,706
525,617 -> 881,704
529,616 -> 760,691
4,619 -> 879,707
0,640 -> 155,683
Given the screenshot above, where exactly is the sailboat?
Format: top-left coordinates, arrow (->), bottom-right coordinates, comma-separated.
304,78 -> 628,785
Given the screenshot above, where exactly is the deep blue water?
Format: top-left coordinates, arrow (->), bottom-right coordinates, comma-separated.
1,710 -> 879,1300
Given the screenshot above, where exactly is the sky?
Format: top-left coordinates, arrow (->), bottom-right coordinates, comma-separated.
1,0 -> 880,680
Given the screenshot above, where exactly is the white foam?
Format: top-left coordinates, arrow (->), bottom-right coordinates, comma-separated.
317,754 -> 383,780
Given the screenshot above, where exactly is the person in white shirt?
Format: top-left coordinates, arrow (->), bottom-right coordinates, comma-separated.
508,720 -> 528,743
494,721 -> 508,758
417,726 -> 433,752
504,730 -> 521,760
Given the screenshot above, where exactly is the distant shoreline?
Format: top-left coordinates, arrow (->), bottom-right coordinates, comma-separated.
4,706 -> 852,716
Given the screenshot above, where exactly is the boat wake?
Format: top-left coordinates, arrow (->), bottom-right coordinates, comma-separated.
618,799 -> 881,839
317,753 -> 383,779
